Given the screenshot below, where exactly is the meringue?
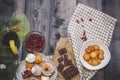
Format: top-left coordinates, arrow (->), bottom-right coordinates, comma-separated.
25,54 -> 35,63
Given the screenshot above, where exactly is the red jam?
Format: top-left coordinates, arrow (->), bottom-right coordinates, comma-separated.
25,32 -> 45,52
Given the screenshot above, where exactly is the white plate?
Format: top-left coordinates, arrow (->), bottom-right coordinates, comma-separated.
80,40 -> 111,70
16,53 -> 57,80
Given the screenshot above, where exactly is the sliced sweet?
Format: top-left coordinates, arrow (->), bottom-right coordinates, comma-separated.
22,69 -> 32,79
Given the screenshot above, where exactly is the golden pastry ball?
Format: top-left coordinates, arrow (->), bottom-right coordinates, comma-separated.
99,49 -> 104,54
26,62 -> 35,69
85,48 -> 91,53
35,54 -> 42,64
88,46 -> 94,52
83,53 -> 90,61
98,54 -> 104,60
94,50 -> 99,55
90,51 -> 97,58
88,59 -> 92,65
93,45 -> 100,50
91,58 -> 98,66
96,59 -> 101,64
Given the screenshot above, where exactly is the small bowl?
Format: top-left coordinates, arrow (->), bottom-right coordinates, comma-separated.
24,31 -> 45,53
80,40 -> 111,70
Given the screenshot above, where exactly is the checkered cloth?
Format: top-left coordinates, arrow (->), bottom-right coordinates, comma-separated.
67,3 -> 117,80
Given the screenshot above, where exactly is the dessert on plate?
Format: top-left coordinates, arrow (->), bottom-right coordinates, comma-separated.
21,53 -> 55,80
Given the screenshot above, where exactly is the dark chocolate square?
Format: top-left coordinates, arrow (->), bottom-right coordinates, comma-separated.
57,63 -> 64,72
62,71 -> 70,80
57,57 -> 63,63
62,65 -> 79,80
58,48 -> 67,55
64,59 -> 69,66
64,55 -> 68,60
68,60 -> 73,65
71,65 -> 79,76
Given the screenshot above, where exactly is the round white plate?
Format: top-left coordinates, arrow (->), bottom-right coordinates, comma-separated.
16,53 -> 57,80
80,40 -> 111,70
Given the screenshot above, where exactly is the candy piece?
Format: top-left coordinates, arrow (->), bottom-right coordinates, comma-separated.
62,65 -> 79,80
64,55 -> 68,60
57,57 -> 63,63
57,63 -> 64,72
58,48 -> 67,55
68,60 -> 73,65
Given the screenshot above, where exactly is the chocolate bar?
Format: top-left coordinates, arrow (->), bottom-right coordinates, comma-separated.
62,65 -> 79,80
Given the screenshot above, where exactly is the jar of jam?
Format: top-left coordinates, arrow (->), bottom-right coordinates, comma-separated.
24,31 -> 45,53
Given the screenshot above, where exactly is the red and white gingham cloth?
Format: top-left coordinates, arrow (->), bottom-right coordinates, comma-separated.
67,3 -> 117,80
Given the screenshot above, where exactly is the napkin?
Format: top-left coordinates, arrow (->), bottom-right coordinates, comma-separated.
67,3 -> 117,80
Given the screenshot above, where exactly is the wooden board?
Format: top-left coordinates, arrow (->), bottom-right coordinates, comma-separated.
51,37 -> 80,80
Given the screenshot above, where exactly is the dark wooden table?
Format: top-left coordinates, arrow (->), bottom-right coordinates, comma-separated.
0,0 -> 120,80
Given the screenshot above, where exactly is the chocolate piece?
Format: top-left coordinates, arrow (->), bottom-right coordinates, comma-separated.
57,63 -> 64,72
62,72 -> 70,80
68,60 -> 73,65
64,55 -> 68,60
64,59 -> 69,66
58,48 -> 67,55
62,65 -> 79,80
57,57 -> 63,63
71,65 -> 79,76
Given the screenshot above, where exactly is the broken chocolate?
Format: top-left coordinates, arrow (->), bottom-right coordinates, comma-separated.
64,59 -> 69,66
62,65 -> 79,80
64,55 -> 68,60
57,57 -> 63,63
68,60 -> 73,65
57,63 -> 64,72
58,48 -> 67,55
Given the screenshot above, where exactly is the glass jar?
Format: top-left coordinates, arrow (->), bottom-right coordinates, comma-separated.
24,31 -> 45,53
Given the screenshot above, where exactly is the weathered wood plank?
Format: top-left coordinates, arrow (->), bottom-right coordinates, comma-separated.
103,0 -> 120,80
49,0 -> 76,54
77,0 -> 102,11
0,0 -> 15,18
13,0 -> 25,15
25,0 -> 51,55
